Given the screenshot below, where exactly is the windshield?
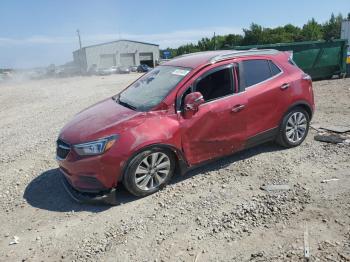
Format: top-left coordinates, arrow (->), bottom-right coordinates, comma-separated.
118,66 -> 191,111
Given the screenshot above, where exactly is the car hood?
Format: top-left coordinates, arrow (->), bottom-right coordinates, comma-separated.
59,98 -> 145,144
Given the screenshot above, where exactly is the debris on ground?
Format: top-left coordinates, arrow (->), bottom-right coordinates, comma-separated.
321,178 -> 340,183
314,134 -> 346,144
304,226 -> 310,261
260,184 -> 291,192
313,123 -> 350,145
310,124 -> 322,132
311,124 -> 350,133
9,236 -> 19,245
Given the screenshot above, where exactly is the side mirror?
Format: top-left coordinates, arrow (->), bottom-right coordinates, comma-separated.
183,91 -> 204,118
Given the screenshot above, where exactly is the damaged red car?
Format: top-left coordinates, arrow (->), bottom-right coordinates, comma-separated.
57,49 -> 315,204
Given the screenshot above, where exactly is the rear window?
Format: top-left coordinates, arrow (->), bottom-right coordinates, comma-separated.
242,59 -> 271,87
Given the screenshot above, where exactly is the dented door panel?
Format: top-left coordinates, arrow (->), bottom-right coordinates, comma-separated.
180,94 -> 248,165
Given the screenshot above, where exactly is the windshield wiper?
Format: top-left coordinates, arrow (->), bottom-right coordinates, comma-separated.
114,96 -> 137,110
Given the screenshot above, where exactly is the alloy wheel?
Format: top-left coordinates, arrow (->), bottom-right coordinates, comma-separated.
134,152 -> 171,191
285,112 -> 307,143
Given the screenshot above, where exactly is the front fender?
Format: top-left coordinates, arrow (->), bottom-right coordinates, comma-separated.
116,114 -> 187,181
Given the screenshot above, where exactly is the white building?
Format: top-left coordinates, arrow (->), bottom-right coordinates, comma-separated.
341,20 -> 350,53
73,39 -> 160,71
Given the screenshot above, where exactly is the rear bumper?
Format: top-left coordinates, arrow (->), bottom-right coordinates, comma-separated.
61,172 -> 119,205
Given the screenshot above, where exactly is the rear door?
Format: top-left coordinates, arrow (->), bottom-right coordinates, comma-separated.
238,58 -> 288,140
179,64 -> 248,165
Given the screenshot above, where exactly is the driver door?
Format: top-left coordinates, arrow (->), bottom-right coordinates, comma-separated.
179,64 -> 248,165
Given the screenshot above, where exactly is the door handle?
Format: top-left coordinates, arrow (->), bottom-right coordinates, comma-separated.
232,104 -> 245,113
281,83 -> 290,90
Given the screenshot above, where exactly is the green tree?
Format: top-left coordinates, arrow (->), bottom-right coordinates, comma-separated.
323,13 -> 343,40
242,23 -> 265,45
301,18 -> 323,41
161,12 -> 348,58
283,24 -> 303,42
197,37 -> 213,51
264,27 -> 292,43
224,34 -> 243,47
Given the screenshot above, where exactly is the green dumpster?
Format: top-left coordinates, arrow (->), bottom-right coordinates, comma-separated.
232,40 -> 348,80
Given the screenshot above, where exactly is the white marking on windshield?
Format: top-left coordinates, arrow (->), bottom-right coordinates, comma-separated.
172,69 -> 190,76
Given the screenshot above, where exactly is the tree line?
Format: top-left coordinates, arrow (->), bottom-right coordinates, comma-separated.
162,13 -> 349,58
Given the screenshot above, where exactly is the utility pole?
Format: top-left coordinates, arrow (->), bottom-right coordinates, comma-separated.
77,29 -> 82,50
213,32 -> 216,50
76,29 -> 83,74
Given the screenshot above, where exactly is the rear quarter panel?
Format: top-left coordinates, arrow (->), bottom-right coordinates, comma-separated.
277,56 -> 315,118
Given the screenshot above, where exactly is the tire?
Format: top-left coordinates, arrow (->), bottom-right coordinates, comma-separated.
276,107 -> 310,148
122,148 -> 176,197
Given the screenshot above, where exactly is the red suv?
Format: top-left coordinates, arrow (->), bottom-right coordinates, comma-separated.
57,50 -> 314,203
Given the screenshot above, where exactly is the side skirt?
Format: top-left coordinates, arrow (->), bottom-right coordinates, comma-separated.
244,127 -> 279,149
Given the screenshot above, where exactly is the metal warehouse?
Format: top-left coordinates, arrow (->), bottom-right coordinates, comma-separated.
73,39 -> 160,71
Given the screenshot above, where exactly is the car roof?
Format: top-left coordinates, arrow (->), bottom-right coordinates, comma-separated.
163,49 -> 280,69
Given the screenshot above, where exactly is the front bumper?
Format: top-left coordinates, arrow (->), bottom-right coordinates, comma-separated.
61,172 -> 119,205
57,141 -> 127,192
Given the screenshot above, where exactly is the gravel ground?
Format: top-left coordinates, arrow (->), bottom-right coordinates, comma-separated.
0,75 -> 349,262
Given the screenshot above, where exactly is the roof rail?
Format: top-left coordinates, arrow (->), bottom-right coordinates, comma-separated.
209,49 -> 279,64
173,51 -> 213,60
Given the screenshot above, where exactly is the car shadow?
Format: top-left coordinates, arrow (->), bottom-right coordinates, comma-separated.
24,168 -> 140,212
23,169 -> 107,212
24,142 -> 285,212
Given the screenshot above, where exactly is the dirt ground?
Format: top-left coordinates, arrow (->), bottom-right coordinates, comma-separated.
0,74 -> 349,262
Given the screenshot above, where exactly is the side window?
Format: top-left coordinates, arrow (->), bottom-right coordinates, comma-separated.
269,60 -> 282,76
242,59 -> 271,87
195,67 -> 234,102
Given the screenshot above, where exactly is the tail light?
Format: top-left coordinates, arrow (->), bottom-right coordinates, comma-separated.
302,73 -> 314,106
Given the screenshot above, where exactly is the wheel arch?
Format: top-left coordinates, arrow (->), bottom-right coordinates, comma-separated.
284,100 -> 313,120
118,143 -> 189,182
276,101 -> 311,147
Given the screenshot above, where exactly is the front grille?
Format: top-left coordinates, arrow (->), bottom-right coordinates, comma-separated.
56,139 -> 71,160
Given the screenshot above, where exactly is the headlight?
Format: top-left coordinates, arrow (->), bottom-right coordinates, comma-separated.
73,135 -> 118,156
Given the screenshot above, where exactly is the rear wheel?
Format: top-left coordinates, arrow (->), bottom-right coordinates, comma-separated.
123,148 -> 175,197
276,107 -> 310,147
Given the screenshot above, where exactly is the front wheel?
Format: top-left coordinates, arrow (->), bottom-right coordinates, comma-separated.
123,148 -> 175,197
276,107 -> 310,147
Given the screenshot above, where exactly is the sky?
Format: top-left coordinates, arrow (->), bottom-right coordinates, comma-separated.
0,0 -> 349,68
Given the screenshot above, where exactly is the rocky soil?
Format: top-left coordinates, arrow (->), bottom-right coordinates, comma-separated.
0,75 -> 349,261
